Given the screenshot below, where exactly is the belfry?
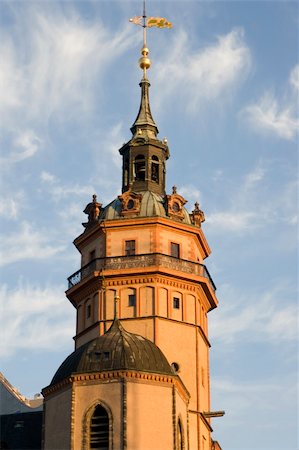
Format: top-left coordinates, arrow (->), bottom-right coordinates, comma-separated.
42,7 -> 222,450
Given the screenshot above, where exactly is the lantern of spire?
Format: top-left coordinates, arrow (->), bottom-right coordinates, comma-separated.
118,3 -> 172,195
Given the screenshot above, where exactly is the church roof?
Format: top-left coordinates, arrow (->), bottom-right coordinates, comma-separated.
0,373 -> 43,414
50,319 -> 173,386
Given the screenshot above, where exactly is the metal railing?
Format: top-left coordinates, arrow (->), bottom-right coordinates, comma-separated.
67,253 -> 216,291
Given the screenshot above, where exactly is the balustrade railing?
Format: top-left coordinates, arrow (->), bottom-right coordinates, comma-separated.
67,253 -> 216,291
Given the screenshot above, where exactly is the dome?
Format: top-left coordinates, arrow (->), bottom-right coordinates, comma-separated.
50,319 -> 173,386
100,190 -> 192,225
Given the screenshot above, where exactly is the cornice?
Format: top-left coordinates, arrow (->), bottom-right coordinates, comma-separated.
67,271 -> 217,311
105,274 -> 198,291
73,223 -> 104,250
42,369 -> 190,403
66,277 -> 103,306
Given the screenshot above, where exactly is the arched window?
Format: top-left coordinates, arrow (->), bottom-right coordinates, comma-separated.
177,419 -> 184,450
134,154 -> 145,181
151,155 -> 159,182
90,405 -> 109,449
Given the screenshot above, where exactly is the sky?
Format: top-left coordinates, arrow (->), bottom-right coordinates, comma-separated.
0,1 -> 298,449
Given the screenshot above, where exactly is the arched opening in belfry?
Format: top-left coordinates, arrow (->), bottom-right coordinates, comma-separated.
151,155 -> 159,182
124,157 -> 129,186
90,404 -> 109,449
134,154 -> 146,181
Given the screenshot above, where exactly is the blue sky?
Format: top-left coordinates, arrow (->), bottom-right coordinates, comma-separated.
0,1 -> 298,449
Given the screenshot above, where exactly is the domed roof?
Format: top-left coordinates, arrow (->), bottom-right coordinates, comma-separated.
100,190 -> 192,225
51,319 -> 173,386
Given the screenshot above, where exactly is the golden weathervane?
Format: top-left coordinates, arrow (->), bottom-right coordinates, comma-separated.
129,1 -> 172,77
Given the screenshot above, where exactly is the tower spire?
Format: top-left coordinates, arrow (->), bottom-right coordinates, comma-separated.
119,6 -> 172,195
129,3 -> 172,138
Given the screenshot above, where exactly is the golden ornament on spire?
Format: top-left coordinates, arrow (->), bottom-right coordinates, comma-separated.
146,17 -> 173,28
129,16 -> 173,29
129,1 -> 172,77
139,46 -> 151,72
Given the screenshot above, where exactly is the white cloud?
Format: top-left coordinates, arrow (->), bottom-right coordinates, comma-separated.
40,170 -> 95,201
242,65 -> 299,140
0,191 -> 26,220
0,6 -> 134,216
13,130 -> 41,161
243,92 -> 299,140
98,122 -> 124,170
154,27 -> 251,112
40,171 -> 57,184
0,222 -> 65,267
243,165 -> 265,186
0,7 -> 134,125
207,211 -> 256,231
209,283 -> 297,345
206,163 -> 297,233
89,122 -> 125,203
0,38 -> 23,111
58,202 -> 84,222
0,282 -> 74,358
289,64 -> 299,91
177,185 -> 202,205
51,184 -> 95,200
0,130 -> 41,165
207,163 -> 265,232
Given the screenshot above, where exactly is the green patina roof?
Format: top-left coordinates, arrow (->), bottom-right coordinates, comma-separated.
100,190 -> 192,224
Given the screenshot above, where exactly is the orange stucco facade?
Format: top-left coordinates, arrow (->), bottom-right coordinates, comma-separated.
46,211 -> 218,449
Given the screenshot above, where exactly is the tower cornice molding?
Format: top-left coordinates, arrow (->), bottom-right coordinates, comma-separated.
119,135 -> 169,155
66,277 -> 102,306
66,265 -> 217,311
42,369 -> 190,403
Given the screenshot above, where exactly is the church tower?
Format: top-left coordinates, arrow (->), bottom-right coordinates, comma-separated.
42,9 -> 222,450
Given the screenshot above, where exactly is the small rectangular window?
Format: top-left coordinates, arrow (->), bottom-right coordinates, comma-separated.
86,304 -> 91,318
128,294 -> 136,307
171,242 -> 180,258
173,297 -> 180,309
103,352 -> 110,360
125,240 -> 136,256
89,250 -> 96,261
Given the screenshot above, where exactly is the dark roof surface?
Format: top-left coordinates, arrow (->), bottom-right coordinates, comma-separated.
51,319 -> 173,386
100,190 -> 192,224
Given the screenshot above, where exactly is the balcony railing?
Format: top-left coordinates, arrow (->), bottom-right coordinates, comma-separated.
67,253 -> 216,291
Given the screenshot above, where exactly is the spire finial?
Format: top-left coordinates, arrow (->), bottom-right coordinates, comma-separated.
129,2 -> 172,79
